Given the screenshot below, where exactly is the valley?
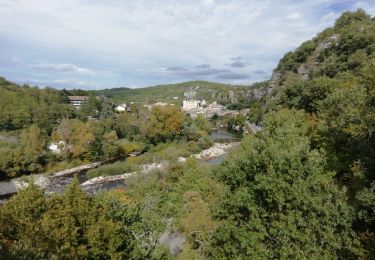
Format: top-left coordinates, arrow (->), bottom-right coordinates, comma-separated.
0,8 -> 375,259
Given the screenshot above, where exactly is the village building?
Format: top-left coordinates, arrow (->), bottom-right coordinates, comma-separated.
182,99 -> 248,119
182,99 -> 206,111
48,141 -> 66,154
68,96 -> 88,108
207,101 -> 224,111
182,100 -> 199,110
115,104 -> 127,112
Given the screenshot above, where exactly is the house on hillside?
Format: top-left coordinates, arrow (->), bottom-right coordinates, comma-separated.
68,96 -> 88,108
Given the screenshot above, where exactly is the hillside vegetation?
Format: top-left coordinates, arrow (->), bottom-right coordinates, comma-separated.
263,9 -> 375,256
0,77 -> 77,133
92,80 -> 269,105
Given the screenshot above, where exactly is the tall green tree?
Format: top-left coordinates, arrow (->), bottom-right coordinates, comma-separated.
80,95 -> 100,118
17,124 -> 46,174
102,131 -> 121,159
210,109 -> 361,258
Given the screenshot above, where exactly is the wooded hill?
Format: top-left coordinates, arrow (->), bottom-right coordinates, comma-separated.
258,9 -> 375,256
91,80 -> 270,105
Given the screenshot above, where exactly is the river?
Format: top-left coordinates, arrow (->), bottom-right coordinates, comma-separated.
205,129 -> 241,165
0,129 -> 241,202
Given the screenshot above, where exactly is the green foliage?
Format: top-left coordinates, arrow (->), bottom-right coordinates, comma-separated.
277,75 -> 341,113
227,114 -> 246,130
197,135 -> 213,150
355,182 -> 375,256
144,105 -> 186,143
118,140 -> 143,156
0,179 -> 150,259
334,9 -> 371,29
269,10 -> 375,255
126,159 -> 223,257
0,78 -> 78,133
80,94 -> 100,118
0,125 -> 47,178
99,98 -> 115,119
86,160 -> 139,179
52,119 -> 95,159
356,182 -> 375,228
276,40 -> 317,74
210,109 -> 361,258
18,125 -> 47,174
193,115 -> 212,134
102,130 -> 121,159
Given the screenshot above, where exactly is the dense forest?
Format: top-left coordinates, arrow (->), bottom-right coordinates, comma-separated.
0,9 -> 375,259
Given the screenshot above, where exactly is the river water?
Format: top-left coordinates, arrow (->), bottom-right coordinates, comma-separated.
0,129 -> 241,201
209,129 -> 242,143
205,129 -> 241,165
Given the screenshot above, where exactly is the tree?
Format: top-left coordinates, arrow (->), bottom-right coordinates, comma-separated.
194,115 -> 212,133
334,9 -> 371,29
80,94 -> 100,118
52,119 -> 94,159
145,106 -> 185,143
210,109 -> 361,258
17,124 -> 46,174
0,178 -> 149,259
102,131 -> 121,159
355,182 -> 375,255
116,112 -> 140,139
318,84 -> 368,174
99,98 -> 115,119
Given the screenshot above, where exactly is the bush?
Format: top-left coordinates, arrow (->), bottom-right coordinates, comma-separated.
86,161 -> 139,179
198,136 -> 214,150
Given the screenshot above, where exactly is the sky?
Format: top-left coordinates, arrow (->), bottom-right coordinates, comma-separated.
0,0 -> 375,89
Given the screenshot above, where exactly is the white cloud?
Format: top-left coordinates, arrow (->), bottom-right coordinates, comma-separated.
0,0 -> 374,88
288,12 -> 301,19
202,0 -> 215,7
30,63 -> 95,75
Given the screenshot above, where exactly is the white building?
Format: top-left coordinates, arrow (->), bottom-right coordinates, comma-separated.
208,101 -> 224,111
48,141 -> 66,154
183,100 -> 200,110
115,104 -> 127,112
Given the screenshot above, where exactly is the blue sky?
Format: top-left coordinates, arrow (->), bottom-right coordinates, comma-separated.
0,0 -> 374,89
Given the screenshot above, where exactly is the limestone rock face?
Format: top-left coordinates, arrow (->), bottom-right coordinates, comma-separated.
316,34 -> 340,51
266,70 -> 281,95
297,65 -> 310,80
